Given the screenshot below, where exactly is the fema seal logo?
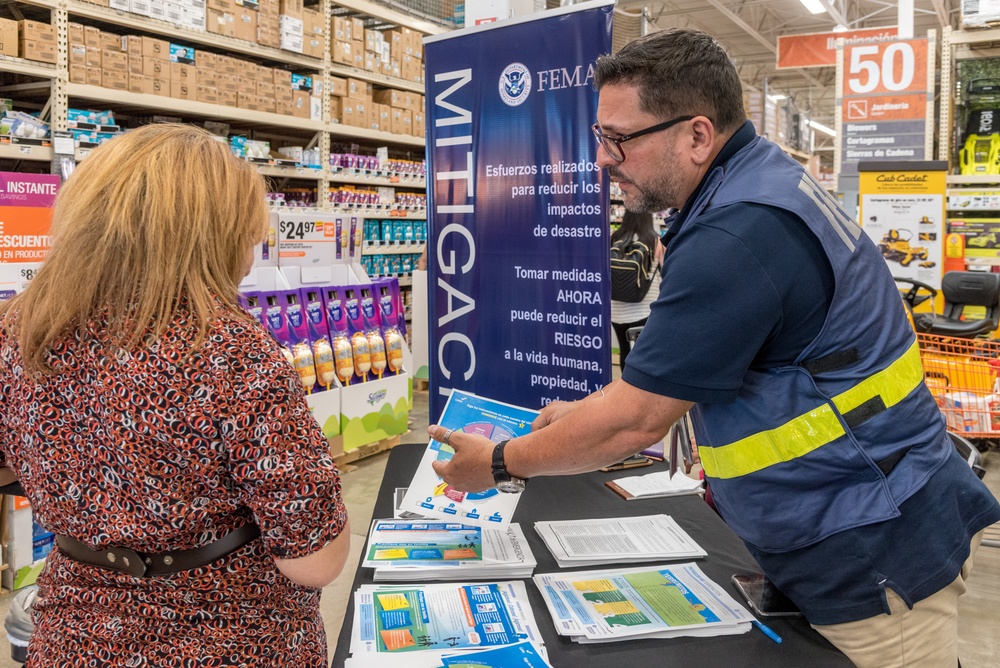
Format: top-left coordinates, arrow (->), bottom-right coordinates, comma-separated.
499,63 -> 531,106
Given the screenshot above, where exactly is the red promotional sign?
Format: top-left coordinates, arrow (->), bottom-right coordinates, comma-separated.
777,27 -> 898,69
842,39 -> 928,96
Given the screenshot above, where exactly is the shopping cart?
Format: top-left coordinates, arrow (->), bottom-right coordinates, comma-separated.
916,333 -> 1000,444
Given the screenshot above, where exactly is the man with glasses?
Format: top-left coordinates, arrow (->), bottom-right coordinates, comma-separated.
431,28 -> 999,667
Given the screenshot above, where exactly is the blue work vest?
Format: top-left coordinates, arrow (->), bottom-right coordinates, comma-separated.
684,137 -> 952,553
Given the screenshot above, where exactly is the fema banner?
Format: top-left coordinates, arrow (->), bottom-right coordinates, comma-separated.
425,0 -> 614,421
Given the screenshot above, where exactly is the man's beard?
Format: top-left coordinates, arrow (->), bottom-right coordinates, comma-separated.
608,164 -> 678,214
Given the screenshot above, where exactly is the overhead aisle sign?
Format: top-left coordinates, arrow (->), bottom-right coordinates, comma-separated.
836,33 -> 935,177
425,0 -> 614,420
777,27 -> 897,69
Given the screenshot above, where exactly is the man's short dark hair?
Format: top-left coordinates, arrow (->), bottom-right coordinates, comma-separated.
594,29 -> 747,134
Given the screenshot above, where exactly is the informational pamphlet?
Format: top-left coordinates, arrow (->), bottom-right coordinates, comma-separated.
362,520 -> 537,581
533,562 -> 752,643
343,641 -> 551,668
534,515 -> 706,568
350,581 -> 543,658
399,391 -> 538,529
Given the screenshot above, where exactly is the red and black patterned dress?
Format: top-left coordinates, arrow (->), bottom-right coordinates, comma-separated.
0,304 -> 348,667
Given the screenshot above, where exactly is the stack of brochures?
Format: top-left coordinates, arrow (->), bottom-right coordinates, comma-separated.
534,514 -> 707,568
348,581 -> 544,664
534,562 -> 753,643
398,391 -> 538,530
362,519 -> 537,581
343,641 -> 552,668
605,468 -> 704,500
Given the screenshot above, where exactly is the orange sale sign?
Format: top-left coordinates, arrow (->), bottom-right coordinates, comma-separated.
777,27 -> 898,69
842,39 -> 929,96
0,173 -> 59,265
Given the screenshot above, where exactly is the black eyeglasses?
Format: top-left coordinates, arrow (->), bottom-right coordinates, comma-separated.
592,115 -> 696,162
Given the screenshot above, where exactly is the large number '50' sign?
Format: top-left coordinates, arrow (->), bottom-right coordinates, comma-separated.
846,39 -> 928,95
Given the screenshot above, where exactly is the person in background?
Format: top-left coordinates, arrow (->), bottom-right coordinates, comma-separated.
430,29 -> 1000,668
0,124 -> 350,666
610,210 -> 664,370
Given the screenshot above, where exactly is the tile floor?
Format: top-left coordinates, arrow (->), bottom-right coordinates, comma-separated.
0,388 -> 997,667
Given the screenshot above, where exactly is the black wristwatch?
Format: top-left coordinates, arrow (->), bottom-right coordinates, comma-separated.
491,440 -> 526,493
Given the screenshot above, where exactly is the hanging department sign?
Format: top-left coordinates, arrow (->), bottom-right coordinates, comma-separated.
837,35 -> 934,177
425,0 -> 614,421
777,26 -> 897,69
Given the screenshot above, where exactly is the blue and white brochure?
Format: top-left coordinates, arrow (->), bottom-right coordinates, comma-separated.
399,391 -> 538,530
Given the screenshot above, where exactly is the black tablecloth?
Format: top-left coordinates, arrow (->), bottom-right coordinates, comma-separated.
331,443 -> 852,667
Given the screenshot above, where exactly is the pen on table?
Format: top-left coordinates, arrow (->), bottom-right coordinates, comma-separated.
752,619 -> 782,644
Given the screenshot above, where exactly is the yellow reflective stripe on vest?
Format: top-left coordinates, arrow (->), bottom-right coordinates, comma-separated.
700,340 -> 924,480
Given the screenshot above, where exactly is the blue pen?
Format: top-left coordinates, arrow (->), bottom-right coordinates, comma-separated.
752,619 -> 782,644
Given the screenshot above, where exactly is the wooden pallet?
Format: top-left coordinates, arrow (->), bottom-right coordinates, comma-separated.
334,435 -> 402,469
413,378 -> 429,391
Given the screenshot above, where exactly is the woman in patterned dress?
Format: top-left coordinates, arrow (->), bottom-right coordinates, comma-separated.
0,124 -> 351,666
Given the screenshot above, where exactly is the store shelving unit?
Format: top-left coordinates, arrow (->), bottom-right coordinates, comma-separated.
0,0 -> 441,200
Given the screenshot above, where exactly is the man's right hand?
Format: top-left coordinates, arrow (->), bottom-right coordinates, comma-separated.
531,400 -> 577,431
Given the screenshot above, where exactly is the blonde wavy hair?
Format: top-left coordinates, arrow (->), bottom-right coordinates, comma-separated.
1,123 -> 269,374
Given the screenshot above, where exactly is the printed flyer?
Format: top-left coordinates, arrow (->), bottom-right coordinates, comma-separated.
399,390 -> 537,529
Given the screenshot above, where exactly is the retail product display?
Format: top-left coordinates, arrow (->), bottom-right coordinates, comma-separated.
240,278 -> 406,392
362,520 -> 537,581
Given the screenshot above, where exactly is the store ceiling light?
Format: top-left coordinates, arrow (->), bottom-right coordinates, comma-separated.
799,0 -> 827,15
767,94 -> 787,102
809,120 -> 837,137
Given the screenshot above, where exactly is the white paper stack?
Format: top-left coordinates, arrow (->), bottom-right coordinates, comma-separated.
534,514 -> 707,568
362,519 -> 537,581
349,581 -> 544,662
533,562 -> 752,644
605,469 -> 704,500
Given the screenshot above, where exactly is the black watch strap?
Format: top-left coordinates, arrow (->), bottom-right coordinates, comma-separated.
492,440 -> 512,483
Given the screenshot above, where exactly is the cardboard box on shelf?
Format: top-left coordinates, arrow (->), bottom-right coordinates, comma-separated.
401,109 -> 413,135
20,39 -> 56,64
170,80 -> 197,101
207,9 -> 236,37
373,87 -> 402,108
69,44 -> 86,66
143,57 -> 168,78
84,26 -> 101,49
169,43 -> 196,65
121,34 -> 141,54
234,7 -> 257,43
351,17 -> 364,42
143,36 -> 170,60
68,22 -> 84,46
127,53 -> 142,75
18,20 -> 55,45
347,78 -> 370,101
258,27 -> 279,49
151,77 -> 171,97
69,63 -> 87,83
102,69 -> 128,90
329,76 -> 347,97
390,107 -> 404,135
85,46 -> 101,68
278,0 -> 302,18
340,99 -> 356,126
197,85 -> 220,104
85,67 -> 102,87
273,68 -> 291,87
274,86 -> 293,110
290,89 -> 310,118
257,79 -> 274,98
206,0 -> 229,10
102,50 -> 127,73
329,95 -> 341,122
332,39 -> 352,65
170,62 -> 196,83
331,16 -> 346,41
217,88 -> 237,107
127,72 -> 149,94
216,55 -> 238,75
99,31 -> 120,52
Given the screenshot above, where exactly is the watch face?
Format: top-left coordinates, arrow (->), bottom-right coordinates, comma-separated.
496,479 -> 525,494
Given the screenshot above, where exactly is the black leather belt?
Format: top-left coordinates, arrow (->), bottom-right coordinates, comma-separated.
56,523 -> 261,578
